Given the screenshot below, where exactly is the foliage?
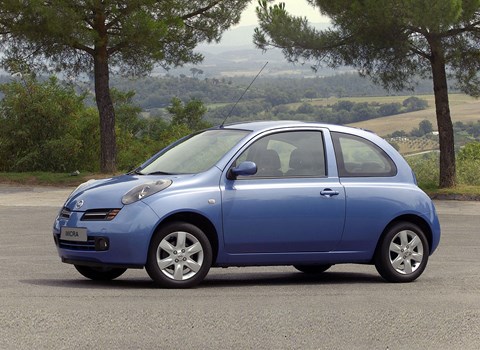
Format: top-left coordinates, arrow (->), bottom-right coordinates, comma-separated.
457,142 -> 480,185
407,153 -> 440,189
115,95 -> 212,171
255,0 -> 480,92
454,121 -> 480,139
112,71 -> 430,125
408,147 -> 480,188
113,89 -> 153,171
403,97 -> 429,112
457,141 -> 480,161
298,97 -> 428,125
0,75 -> 92,172
457,158 -> 480,185
378,103 -> 401,117
255,0 -> 480,188
419,120 -> 434,135
168,97 -> 210,130
108,73 -> 439,113
113,89 -> 147,138
0,73 -> 216,173
0,0 -> 250,172
75,108 -> 102,172
410,120 -> 434,137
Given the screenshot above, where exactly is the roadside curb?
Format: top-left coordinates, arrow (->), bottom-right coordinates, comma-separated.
0,186 -> 73,207
430,193 -> 480,201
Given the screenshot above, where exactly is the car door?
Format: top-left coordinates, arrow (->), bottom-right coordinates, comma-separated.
221,129 -> 346,254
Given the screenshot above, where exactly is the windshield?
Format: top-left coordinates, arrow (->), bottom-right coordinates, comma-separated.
140,129 -> 249,175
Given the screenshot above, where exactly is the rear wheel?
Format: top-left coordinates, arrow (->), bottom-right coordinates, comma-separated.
146,222 -> 212,288
374,222 -> 429,283
74,265 -> 127,281
293,264 -> 332,274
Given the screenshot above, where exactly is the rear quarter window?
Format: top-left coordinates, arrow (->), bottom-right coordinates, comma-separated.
331,132 -> 397,177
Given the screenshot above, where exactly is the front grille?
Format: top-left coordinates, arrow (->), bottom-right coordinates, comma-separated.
56,234 -> 96,251
55,234 -> 109,252
59,207 -> 71,219
81,209 -> 121,221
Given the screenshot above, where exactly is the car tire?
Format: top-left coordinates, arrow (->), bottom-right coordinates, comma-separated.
74,265 -> 127,281
293,264 -> 332,274
146,222 -> 212,288
374,221 -> 430,283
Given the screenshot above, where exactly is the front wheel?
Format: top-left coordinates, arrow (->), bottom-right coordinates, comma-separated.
146,222 -> 212,288
374,222 -> 429,283
74,265 -> 127,281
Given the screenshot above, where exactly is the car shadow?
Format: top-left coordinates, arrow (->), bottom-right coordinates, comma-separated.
19,277 -> 156,290
20,271 -> 384,290
201,271 -> 384,288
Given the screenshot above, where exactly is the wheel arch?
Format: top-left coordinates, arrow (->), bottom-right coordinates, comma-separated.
153,211 -> 219,264
373,214 -> 433,261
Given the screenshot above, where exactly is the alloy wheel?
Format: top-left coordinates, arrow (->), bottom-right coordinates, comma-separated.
156,231 -> 204,281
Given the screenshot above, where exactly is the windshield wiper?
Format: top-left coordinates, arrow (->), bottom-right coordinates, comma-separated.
128,167 -> 144,175
147,171 -> 175,176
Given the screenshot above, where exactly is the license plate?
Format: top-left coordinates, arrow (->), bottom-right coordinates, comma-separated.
60,227 -> 87,242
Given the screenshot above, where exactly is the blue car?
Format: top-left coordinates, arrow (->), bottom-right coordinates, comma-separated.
53,121 -> 441,288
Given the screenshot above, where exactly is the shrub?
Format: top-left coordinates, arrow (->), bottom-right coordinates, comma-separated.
0,75 -> 90,172
408,143 -> 480,188
457,142 -> 480,185
407,153 -> 439,189
457,141 -> 480,161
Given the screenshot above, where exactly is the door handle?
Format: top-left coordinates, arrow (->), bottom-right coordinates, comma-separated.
320,189 -> 339,197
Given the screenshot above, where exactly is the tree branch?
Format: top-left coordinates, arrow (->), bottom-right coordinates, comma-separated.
72,41 -> 94,56
181,1 -> 222,20
106,7 -> 134,30
444,20 -> 480,37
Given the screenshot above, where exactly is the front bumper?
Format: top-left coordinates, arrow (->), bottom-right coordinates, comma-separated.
53,201 -> 159,268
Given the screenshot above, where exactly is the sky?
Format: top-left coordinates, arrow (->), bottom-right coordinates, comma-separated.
234,0 -> 330,28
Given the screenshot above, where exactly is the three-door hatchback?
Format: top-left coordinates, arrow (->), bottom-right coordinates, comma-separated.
53,121 -> 440,288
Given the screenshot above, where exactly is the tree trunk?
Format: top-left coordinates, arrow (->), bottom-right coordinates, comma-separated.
94,52 -> 117,173
430,40 -> 456,188
93,4 -> 116,173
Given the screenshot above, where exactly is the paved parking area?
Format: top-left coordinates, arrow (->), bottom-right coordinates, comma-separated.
0,186 -> 479,349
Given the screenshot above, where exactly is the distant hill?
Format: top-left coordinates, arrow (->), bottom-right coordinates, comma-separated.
349,94 -> 480,136
154,24 -> 340,77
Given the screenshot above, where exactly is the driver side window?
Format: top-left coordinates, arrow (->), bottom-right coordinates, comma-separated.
235,131 -> 326,178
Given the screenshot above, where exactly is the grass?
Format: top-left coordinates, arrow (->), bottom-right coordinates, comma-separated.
406,152 -> 480,199
0,172 -> 113,187
347,93 -> 480,136
1,169 -> 479,200
429,184 -> 480,196
285,93 -> 480,136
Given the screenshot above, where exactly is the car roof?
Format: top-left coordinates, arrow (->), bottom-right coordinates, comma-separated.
219,120 -> 374,136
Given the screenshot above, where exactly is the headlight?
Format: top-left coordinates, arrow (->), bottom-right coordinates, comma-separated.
122,180 -> 172,205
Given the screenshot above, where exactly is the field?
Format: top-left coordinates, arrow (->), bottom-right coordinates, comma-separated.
344,94 -> 480,136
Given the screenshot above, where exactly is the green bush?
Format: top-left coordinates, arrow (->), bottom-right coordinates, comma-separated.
408,144 -> 480,188
457,141 -> 480,161
457,142 -> 480,185
407,153 -> 440,189
0,75 -> 92,172
457,159 -> 480,186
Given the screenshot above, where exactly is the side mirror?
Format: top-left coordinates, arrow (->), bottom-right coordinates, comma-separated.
227,161 -> 257,180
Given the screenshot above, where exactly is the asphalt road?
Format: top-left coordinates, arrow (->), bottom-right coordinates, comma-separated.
0,186 -> 479,349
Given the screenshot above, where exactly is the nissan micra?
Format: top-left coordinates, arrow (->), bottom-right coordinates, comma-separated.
53,121 -> 440,288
